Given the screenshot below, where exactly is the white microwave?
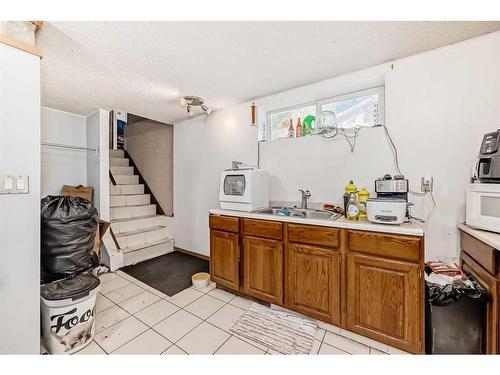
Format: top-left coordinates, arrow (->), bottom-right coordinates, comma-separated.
466,183 -> 500,233
219,168 -> 269,212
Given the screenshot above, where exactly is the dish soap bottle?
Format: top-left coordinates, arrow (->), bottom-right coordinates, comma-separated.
343,180 -> 357,216
358,187 -> 370,219
346,192 -> 359,221
296,117 -> 302,138
288,119 -> 295,138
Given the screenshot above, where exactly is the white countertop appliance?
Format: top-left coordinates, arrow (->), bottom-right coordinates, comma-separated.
219,162 -> 269,212
466,183 -> 500,233
367,174 -> 410,224
466,130 -> 500,233
366,197 -> 407,224
375,174 -> 409,201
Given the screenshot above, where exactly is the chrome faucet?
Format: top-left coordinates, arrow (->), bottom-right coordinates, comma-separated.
299,189 -> 311,209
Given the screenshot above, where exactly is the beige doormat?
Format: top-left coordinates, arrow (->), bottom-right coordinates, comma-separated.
230,303 -> 317,354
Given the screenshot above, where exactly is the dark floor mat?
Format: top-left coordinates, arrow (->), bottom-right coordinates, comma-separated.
121,251 -> 209,297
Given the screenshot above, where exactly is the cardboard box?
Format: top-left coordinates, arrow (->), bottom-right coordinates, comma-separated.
93,220 -> 110,256
61,185 -> 93,202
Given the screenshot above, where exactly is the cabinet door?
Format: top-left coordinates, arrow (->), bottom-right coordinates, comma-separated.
346,253 -> 422,353
243,235 -> 283,305
461,252 -> 498,354
210,230 -> 240,291
286,243 -> 341,324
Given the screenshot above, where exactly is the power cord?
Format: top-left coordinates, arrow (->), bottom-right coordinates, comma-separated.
381,123 -> 437,222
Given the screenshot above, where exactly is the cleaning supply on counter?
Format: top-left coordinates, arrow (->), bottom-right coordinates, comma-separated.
346,192 -> 360,221
276,208 -> 291,216
296,117 -> 302,138
357,187 -> 370,219
343,180 -> 357,216
288,119 -> 295,138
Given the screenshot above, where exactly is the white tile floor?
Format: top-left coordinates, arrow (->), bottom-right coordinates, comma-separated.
72,270 -> 409,355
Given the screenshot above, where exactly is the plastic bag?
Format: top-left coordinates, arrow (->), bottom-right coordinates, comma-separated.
41,195 -> 99,283
427,279 -> 487,306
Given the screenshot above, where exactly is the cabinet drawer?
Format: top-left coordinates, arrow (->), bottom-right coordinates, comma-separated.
209,215 -> 239,233
288,224 -> 339,248
460,230 -> 498,276
244,218 -> 283,240
348,230 -> 421,263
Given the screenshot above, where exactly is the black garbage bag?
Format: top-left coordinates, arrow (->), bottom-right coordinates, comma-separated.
41,195 -> 99,283
425,277 -> 488,354
427,278 -> 486,306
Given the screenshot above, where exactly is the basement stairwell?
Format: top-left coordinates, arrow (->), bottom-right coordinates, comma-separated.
106,148 -> 174,268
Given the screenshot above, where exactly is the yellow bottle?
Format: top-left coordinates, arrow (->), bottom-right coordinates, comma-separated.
345,180 -> 357,194
358,187 -> 370,219
343,180 -> 357,216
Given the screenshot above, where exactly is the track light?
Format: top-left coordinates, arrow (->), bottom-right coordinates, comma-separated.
180,96 -> 211,116
201,105 -> 211,115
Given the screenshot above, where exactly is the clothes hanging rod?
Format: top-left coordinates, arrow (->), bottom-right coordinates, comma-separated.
41,142 -> 98,152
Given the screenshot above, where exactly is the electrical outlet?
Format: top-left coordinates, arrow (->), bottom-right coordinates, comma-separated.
421,176 -> 433,193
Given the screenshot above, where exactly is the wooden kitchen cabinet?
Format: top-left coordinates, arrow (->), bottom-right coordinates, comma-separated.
459,227 -> 500,354
286,243 -> 341,324
209,215 -> 240,291
210,230 -> 240,290
345,229 -> 424,353
346,253 -> 422,353
461,251 -> 498,354
243,235 -> 284,305
209,214 -> 425,354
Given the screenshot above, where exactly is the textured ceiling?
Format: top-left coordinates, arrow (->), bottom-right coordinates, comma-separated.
38,21 -> 500,124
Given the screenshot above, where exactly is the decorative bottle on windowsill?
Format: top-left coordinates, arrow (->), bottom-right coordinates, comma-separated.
296,117 -> 302,138
288,118 -> 295,138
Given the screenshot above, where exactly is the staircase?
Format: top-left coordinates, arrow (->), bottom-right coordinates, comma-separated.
109,149 -> 174,267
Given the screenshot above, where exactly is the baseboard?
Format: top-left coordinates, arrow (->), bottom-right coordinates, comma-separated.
174,247 -> 209,261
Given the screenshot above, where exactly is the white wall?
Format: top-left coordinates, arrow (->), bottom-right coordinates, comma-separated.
0,44 -> 40,354
174,31 -> 500,260
125,118 -> 174,216
41,107 -> 87,197
86,109 -> 110,221
174,103 -> 257,253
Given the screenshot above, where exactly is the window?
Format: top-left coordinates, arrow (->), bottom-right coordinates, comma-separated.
266,86 -> 384,141
269,104 -> 316,141
320,87 -> 383,130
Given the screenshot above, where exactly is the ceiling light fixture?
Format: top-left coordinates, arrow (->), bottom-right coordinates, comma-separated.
201,105 -> 211,115
181,96 -> 211,116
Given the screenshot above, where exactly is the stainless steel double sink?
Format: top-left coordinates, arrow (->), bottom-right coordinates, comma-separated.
253,207 -> 341,221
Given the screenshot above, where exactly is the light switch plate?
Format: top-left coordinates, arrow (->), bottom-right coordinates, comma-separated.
0,175 -> 29,194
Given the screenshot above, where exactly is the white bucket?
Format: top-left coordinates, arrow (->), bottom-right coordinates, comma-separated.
192,272 -> 210,289
40,274 -> 100,354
